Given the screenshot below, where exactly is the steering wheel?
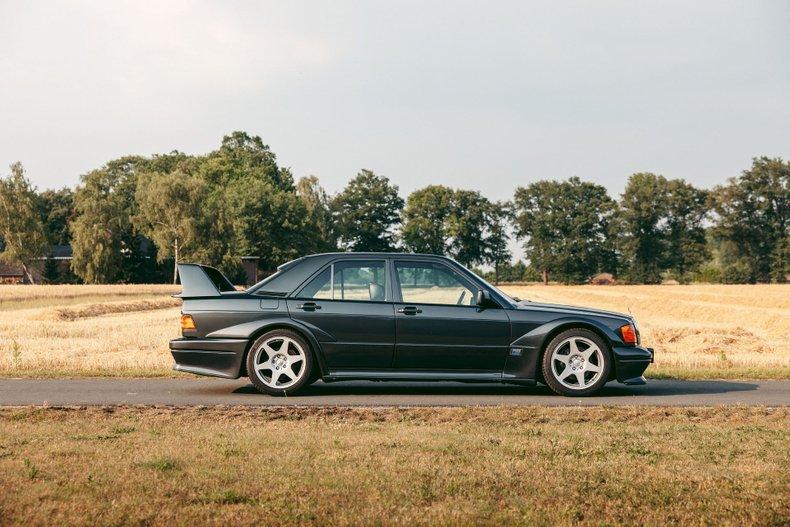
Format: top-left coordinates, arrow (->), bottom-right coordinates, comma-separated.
456,290 -> 467,305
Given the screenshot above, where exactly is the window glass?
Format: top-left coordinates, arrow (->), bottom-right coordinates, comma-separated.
334,261 -> 386,301
395,262 -> 476,306
299,267 -> 332,299
299,261 -> 386,301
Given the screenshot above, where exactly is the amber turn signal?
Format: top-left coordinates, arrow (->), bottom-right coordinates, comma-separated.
619,323 -> 637,344
180,314 -> 196,331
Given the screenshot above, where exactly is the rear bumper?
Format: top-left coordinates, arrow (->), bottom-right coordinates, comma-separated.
169,338 -> 248,379
612,345 -> 654,385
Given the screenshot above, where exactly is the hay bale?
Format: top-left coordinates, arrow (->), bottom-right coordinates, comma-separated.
589,273 -> 616,285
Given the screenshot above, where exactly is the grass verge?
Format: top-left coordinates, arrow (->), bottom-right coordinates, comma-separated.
0,406 -> 788,526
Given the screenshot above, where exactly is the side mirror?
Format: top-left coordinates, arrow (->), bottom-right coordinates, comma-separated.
476,289 -> 492,308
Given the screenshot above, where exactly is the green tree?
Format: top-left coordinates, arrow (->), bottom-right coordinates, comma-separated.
513,177 -> 616,284
665,179 -> 709,280
332,170 -> 404,251
70,154 -> 184,283
37,187 -> 74,246
446,189 -> 491,267
191,132 -> 315,277
226,177 -> 319,272
617,173 -> 669,283
297,175 -> 336,253
401,185 -> 455,254
134,168 -> 207,283
484,201 -> 512,284
0,163 -> 47,283
70,159 -> 138,284
712,157 -> 789,282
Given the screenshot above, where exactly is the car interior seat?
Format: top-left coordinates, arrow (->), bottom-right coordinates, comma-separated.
368,282 -> 385,301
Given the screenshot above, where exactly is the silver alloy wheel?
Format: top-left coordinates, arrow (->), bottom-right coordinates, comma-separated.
252,336 -> 306,389
550,336 -> 604,391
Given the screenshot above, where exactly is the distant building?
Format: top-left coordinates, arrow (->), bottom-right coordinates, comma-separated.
0,262 -> 26,284
0,245 -> 73,284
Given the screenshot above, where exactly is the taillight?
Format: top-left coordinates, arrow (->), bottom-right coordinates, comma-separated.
619,323 -> 637,345
180,314 -> 196,331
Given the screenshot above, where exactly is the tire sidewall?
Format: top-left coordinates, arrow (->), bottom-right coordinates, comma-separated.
246,329 -> 313,396
541,328 -> 611,396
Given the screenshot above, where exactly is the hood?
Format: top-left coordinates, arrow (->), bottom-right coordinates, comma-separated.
515,300 -> 632,321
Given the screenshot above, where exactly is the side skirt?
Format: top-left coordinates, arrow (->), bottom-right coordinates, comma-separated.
323,370 -> 508,383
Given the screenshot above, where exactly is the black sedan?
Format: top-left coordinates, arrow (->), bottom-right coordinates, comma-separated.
170,253 -> 653,396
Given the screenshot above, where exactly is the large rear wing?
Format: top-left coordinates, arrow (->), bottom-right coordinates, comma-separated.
175,263 -> 236,298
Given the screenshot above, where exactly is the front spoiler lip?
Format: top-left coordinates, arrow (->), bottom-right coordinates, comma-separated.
612,345 -> 654,384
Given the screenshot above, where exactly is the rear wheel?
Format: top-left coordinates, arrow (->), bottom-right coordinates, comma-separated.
246,330 -> 313,395
541,328 -> 611,396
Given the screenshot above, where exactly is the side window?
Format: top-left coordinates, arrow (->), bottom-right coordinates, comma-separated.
298,261 -> 386,302
299,267 -> 332,299
395,262 -> 476,306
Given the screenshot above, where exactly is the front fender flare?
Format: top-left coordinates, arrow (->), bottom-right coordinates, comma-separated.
503,317 -> 621,381
206,317 -> 331,378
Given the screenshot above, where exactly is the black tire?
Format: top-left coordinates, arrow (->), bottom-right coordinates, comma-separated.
246,329 -> 314,396
541,328 -> 611,397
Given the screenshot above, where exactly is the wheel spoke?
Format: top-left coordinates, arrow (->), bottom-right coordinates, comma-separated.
559,367 -> 575,381
276,338 -> 291,354
586,362 -> 601,373
286,365 -> 300,380
270,370 -> 281,386
569,339 -> 580,355
262,343 -> 277,357
582,345 -> 598,360
256,359 -> 272,372
289,354 -> 304,365
575,370 -> 586,387
553,353 -> 570,364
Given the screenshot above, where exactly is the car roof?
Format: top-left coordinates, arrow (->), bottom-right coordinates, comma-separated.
303,252 -> 451,259
248,252 -> 455,295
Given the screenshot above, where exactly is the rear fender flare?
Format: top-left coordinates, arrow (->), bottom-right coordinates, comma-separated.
206,317 -> 330,378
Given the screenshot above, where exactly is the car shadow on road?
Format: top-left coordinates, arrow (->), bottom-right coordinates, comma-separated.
231,379 -> 760,397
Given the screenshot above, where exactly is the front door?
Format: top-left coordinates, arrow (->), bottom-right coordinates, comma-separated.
287,259 -> 394,370
392,260 -> 510,371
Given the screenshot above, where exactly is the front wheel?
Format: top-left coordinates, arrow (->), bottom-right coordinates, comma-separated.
246,330 -> 314,395
541,328 -> 611,396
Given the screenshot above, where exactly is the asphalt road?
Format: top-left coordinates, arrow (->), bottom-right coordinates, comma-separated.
0,378 -> 788,406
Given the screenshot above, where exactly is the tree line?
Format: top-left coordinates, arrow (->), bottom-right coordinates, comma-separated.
0,131 -> 787,285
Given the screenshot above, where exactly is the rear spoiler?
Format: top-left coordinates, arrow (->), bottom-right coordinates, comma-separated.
175,263 -> 236,298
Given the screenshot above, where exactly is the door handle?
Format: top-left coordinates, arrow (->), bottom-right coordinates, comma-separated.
297,302 -> 321,311
397,306 -> 422,315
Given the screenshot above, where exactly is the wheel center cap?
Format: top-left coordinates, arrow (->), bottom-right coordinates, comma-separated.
569,355 -> 584,370
272,354 -> 287,370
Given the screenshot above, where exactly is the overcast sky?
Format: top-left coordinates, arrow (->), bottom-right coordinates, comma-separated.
1,0 -> 788,203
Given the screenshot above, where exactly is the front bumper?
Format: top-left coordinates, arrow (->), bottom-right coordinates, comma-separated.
612,345 -> 654,385
169,337 -> 248,379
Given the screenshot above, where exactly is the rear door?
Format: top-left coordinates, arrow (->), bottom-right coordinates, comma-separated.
392,260 -> 511,371
287,259 -> 395,370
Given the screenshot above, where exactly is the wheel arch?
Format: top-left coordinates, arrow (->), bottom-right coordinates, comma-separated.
508,317 -> 619,382
209,318 -> 329,379
539,321 -> 617,381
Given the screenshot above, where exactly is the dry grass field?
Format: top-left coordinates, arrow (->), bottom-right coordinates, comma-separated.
0,406 -> 787,526
0,284 -> 181,378
0,283 -> 787,379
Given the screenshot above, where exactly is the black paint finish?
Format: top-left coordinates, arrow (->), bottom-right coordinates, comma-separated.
170,253 -> 653,387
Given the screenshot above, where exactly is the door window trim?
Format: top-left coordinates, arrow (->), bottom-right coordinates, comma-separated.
292,259 -> 391,303
392,259 -> 481,307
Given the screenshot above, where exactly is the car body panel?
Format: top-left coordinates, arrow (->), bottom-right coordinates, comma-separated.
286,298 -> 395,370
170,253 -> 654,387
393,303 -> 511,370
